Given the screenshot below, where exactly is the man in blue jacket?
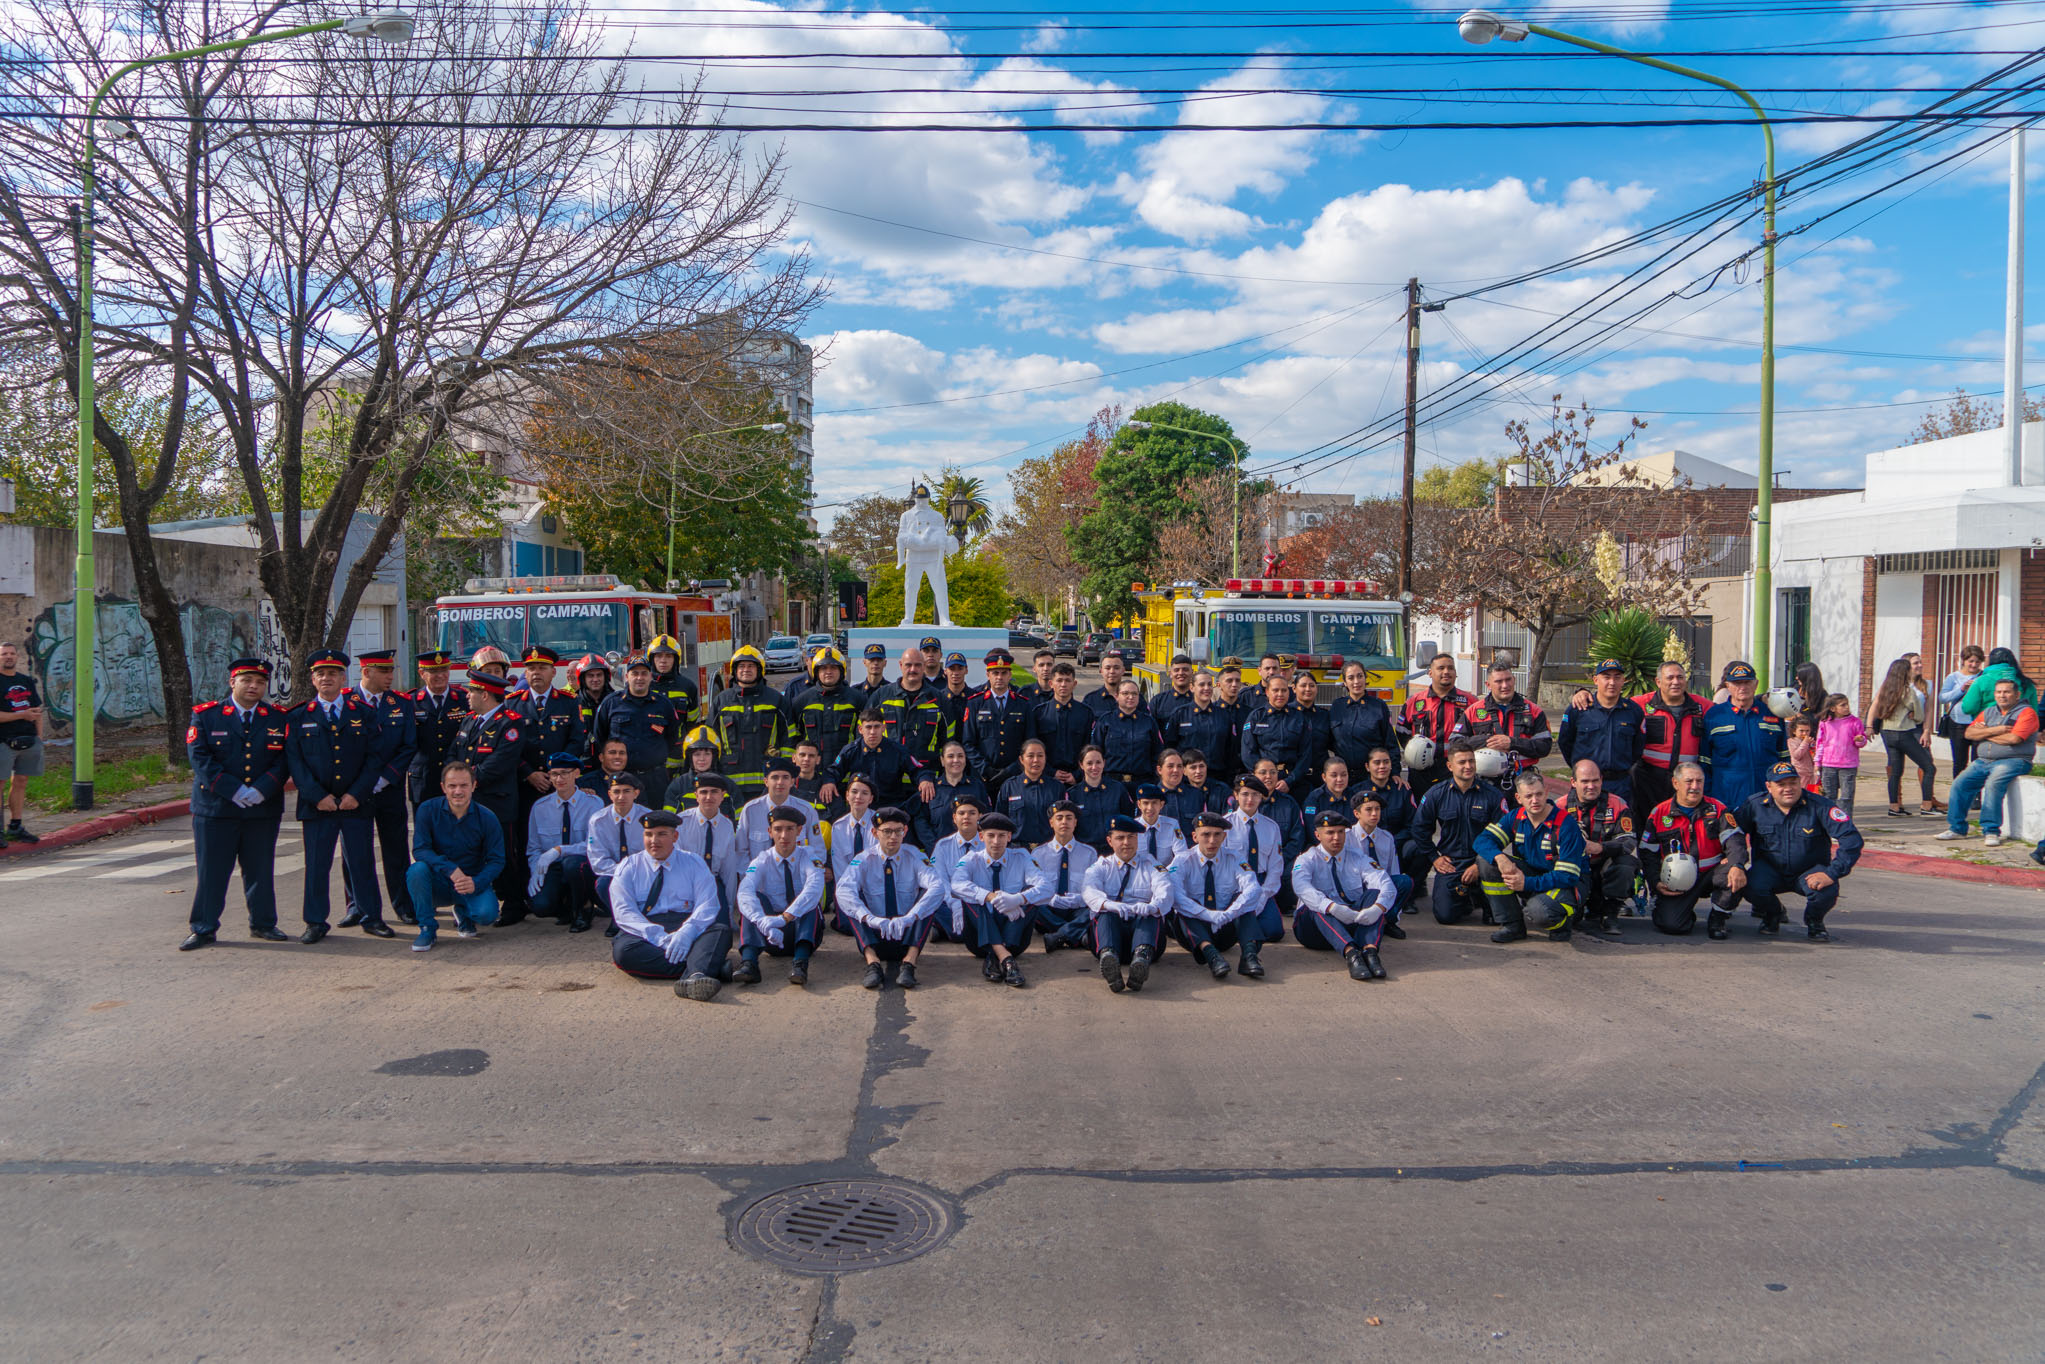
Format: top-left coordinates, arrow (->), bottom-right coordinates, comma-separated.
407,760 -> 507,950
182,658 -> 294,951
1701,660 -> 1788,810
1730,761 -> 1864,941
1557,658 -> 1646,807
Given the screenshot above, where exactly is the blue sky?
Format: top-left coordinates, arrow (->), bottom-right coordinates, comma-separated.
601,0 -> 2045,522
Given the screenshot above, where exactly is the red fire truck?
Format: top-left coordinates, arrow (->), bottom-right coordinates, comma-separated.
430,575 -> 736,696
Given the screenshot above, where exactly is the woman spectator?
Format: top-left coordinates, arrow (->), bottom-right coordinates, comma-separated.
1792,661 -> 1829,732
1940,644 -> 1987,777
1869,656 -> 1941,816
1960,646 -> 2039,718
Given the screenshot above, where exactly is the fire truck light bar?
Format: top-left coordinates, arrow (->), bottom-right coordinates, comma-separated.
1223,578 -> 1380,596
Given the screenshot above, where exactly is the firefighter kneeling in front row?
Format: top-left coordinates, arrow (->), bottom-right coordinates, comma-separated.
1640,759 -> 1746,939
1473,768 -> 1586,944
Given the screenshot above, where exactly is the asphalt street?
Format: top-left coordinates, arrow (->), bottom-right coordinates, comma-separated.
3,815 -> 2043,1361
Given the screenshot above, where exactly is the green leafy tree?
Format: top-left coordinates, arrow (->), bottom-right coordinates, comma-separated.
0,367 -> 238,528
1070,402 -> 1244,626
1415,456 -> 1511,508
924,466 -> 993,549
866,551 -> 1012,628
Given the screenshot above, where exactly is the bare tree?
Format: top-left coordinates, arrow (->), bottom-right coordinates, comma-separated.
1280,497 -> 1455,598
1905,387 -> 2044,445
0,0 -> 820,731
1428,397 -> 1707,689
1152,470 -> 1271,586
829,493 -> 910,574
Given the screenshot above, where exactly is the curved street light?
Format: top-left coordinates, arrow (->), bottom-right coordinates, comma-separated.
1456,8 -> 1778,677
71,13 -> 417,808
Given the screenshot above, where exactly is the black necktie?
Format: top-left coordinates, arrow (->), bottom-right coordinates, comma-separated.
995,858 -> 1006,893
1117,864 -> 1132,899
1057,848 -> 1069,895
1247,821 -> 1260,865
561,800 -> 571,846
1331,855 -> 1350,906
704,818 -> 714,867
618,819 -> 628,861
783,857 -> 797,910
1147,828 -> 1158,861
884,859 -> 899,917
644,865 -> 666,914
854,824 -> 866,857
1203,860 -> 1217,911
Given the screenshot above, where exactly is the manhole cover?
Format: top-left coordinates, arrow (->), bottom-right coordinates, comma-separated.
731,1179 -> 956,1274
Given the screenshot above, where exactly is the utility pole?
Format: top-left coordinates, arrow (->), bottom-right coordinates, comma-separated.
1399,277 -> 1420,598
2007,126 -> 2026,489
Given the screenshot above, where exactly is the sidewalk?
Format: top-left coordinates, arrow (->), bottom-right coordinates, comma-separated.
1843,736 -> 2042,874
2,778 -> 190,855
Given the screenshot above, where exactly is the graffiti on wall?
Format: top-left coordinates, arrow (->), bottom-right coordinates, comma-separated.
30,597 -> 257,728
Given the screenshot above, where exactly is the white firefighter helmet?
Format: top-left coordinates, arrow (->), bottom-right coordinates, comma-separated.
1763,687 -> 1801,719
1473,747 -> 1509,780
1402,735 -> 1436,771
1659,850 -> 1700,893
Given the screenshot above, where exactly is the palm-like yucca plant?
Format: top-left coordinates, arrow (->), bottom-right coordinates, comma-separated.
1585,607 -> 1669,694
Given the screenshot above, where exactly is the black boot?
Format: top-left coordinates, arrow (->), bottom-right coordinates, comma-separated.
1706,909 -> 1730,940
1099,951 -> 1125,993
1345,947 -> 1370,981
1238,943 -> 1264,979
733,956 -> 762,985
1362,947 -> 1386,980
1126,948 -> 1153,992
1490,923 -> 1527,943
983,952 -> 1003,982
1003,957 -> 1028,988
1202,943 -> 1231,980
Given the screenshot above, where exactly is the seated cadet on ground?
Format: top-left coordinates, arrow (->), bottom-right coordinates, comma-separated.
733,804 -> 828,987
928,794 -> 986,938
1081,814 -> 1175,994
951,811 -> 1051,988
1639,759 -> 1747,939
1070,745 -> 1131,852
1031,800 -> 1098,950
662,726 -> 725,812
182,656 -> 295,951
1249,757 -> 1307,864
913,741 -> 990,849
1292,808 -> 1397,981
581,738 -> 633,797
608,809 -> 733,1000
1130,782 -> 1186,867
836,708 -> 932,812
526,752 -> 606,932
1167,811 -> 1266,980
1726,760 -> 1864,942
1225,773 -> 1288,944
676,772 -> 743,922
829,774 -> 881,933
585,770 -> 648,938
738,758 -> 824,865
1475,769 -> 1588,945
1557,758 -> 1640,934
405,761 -> 506,952
1180,749 -> 1232,816
1414,739 -> 1508,925
1348,788 -> 1414,939
996,739 -> 1061,847
286,649 -> 391,943
836,806 -> 947,990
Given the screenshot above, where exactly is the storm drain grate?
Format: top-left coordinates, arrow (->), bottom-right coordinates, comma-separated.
731,1179 -> 957,1274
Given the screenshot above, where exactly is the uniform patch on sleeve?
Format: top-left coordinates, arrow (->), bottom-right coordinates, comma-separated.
186,725 -> 199,743
1830,807 -> 1848,821
503,727 -> 519,742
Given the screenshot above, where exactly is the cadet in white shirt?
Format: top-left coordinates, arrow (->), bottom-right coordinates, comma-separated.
608,810 -> 733,1000
1292,808 -> 1397,981
1348,788 -> 1414,940
1227,773 -> 1288,943
526,752 -> 607,931
837,806 -> 946,990
829,773 -> 881,935
1030,800 -> 1098,949
1167,812 -> 1267,980
1080,814 -> 1175,994
676,772 -> 743,923
734,805 -> 828,987
584,771 -> 648,938
927,795 -> 985,943
1129,782 -> 1185,866
950,812 -> 1050,988
737,760 -> 824,865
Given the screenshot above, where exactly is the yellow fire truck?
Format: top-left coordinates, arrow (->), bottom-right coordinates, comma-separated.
1131,577 -> 1410,703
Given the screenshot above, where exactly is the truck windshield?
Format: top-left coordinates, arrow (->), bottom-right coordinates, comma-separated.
1210,608 -> 1309,661
529,600 -> 629,658
437,603 -> 526,660
1311,610 -> 1404,667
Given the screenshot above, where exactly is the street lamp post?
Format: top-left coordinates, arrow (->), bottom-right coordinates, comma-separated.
1456,9 -> 1778,678
1126,420 -> 1246,577
70,11 -> 415,810
662,422 -> 788,589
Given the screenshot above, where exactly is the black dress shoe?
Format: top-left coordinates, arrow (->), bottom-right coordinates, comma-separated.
1203,945 -> 1231,980
789,960 -> 809,987
1126,949 -> 1152,992
299,923 -> 330,945
1099,952 -> 1125,993
362,920 -> 397,939
568,915 -> 592,934
862,962 -> 886,990
1004,958 -> 1028,988
604,922 -> 620,938
982,953 -> 1003,982
733,958 -> 762,985
1490,926 -> 1527,943
1345,947 -> 1369,981
896,962 -> 919,990
337,912 -> 366,928
249,926 -> 289,942
1807,925 -> 1832,942
1756,916 -> 1782,936
1238,947 -> 1264,979
179,931 -> 215,952
394,909 -> 417,926
1362,948 -> 1386,980
1383,921 -> 1407,940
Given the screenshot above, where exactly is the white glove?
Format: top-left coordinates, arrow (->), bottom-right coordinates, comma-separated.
232,785 -> 262,807
661,928 -> 692,965
372,777 -> 390,794
998,892 -> 1028,921
765,921 -> 786,950
526,847 -> 561,896
883,915 -> 908,941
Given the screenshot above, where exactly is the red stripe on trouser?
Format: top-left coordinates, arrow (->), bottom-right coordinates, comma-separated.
1313,910 -> 1352,950
848,917 -> 874,951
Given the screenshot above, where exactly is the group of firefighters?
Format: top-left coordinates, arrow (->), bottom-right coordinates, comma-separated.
180,631 -> 1862,1001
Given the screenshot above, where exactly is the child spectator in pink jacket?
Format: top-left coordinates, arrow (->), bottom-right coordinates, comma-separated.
1787,716 -> 1818,791
1814,694 -> 1869,813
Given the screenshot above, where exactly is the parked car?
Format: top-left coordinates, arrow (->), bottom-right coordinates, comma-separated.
1008,630 -> 1050,652
762,635 -> 805,673
803,632 -> 836,660
1079,632 -> 1114,665
1052,632 -> 1082,658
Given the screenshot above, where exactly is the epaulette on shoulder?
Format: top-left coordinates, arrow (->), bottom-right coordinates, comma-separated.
193,700 -> 220,714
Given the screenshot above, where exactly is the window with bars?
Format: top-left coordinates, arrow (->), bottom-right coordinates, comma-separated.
1875,549 -> 2000,574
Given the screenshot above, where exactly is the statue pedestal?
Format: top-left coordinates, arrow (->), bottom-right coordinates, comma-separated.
846,626 -> 1010,687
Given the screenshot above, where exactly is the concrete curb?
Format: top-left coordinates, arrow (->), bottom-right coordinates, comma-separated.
1858,847 -> 2045,890
0,798 -> 192,857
